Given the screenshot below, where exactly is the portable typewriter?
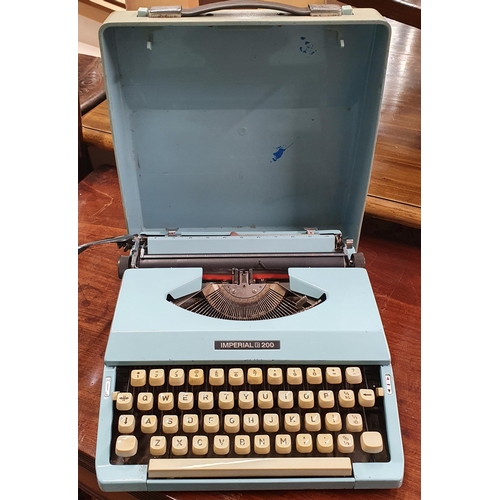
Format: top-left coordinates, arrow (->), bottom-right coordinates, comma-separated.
94,1 -> 404,492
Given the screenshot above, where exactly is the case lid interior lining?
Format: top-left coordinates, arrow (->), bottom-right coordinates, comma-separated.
100,17 -> 390,246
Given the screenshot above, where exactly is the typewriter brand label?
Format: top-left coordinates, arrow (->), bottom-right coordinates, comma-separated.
215,341 -> 280,350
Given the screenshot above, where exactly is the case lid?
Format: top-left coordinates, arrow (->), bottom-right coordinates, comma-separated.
99,4 -> 390,247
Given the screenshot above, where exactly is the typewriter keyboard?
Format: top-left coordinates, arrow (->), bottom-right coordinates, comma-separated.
110,364 -> 390,478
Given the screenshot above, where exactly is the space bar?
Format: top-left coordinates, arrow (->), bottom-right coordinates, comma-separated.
148,457 -> 352,478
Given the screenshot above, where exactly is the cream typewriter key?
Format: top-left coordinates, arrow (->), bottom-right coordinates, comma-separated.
316,433 -> 334,453
337,434 -> 354,453
243,413 -> 259,433
346,367 -> 362,385
304,412 -> 321,432
149,369 -> 165,386
325,412 -> 342,432
263,413 -> 280,433
296,433 -> 313,453
130,369 -> 146,387
235,435 -> 251,455
247,367 -> 263,385
338,389 -> 355,408
298,390 -> 314,409
267,367 -> 283,385
162,415 -> 179,434
238,391 -> 254,409
275,434 -> 292,454
278,390 -> 294,409
116,392 -> 133,411
192,435 -> 209,456
254,434 -> 271,454
203,414 -> 220,433
306,367 -> 322,385
150,436 -> 167,456
224,414 -> 240,433
141,415 -> 158,434
171,436 -> 188,456
118,414 -> 135,434
137,392 -> 153,411
182,414 -> 199,433
326,367 -> 342,384
209,368 -> 224,386
178,392 -> 194,410
284,413 -> 301,432
346,413 -> 363,433
258,390 -> 274,409
358,389 -> 376,407
198,391 -> 214,410
318,390 -> 335,408
218,391 -> 234,410
157,392 -> 174,411
229,368 -> 244,386
213,435 -> 230,455
189,368 -> 204,386
360,431 -> 384,454
169,368 -> 185,386
287,367 -> 303,385
115,435 -> 138,457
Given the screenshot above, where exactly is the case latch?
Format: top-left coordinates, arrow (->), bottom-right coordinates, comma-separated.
139,6 -> 182,17
309,5 -> 353,16
308,4 -> 341,16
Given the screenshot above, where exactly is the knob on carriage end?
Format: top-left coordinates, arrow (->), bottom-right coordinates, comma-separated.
137,7 -> 148,17
351,252 -> 366,268
118,255 -> 131,279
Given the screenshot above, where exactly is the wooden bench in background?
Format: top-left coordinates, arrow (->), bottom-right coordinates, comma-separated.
78,53 -> 107,181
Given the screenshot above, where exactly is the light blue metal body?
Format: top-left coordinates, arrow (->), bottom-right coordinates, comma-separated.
105,268 -> 388,364
95,6 -> 403,493
96,268 -> 404,490
146,232 -> 340,255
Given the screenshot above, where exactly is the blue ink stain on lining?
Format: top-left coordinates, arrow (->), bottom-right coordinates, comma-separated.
299,36 -> 316,55
271,141 -> 295,163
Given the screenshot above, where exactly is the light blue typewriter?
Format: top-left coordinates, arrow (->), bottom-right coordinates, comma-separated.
95,1 -> 404,492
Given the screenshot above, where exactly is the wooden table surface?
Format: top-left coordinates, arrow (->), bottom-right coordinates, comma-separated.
80,17 -> 420,229
78,164 -> 421,500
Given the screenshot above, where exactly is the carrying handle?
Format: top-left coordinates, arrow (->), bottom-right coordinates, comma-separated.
137,1 -> 353,18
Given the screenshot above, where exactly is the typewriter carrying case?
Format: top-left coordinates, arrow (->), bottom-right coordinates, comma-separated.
98,2 -> 390,243
95,1 -> 403,492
